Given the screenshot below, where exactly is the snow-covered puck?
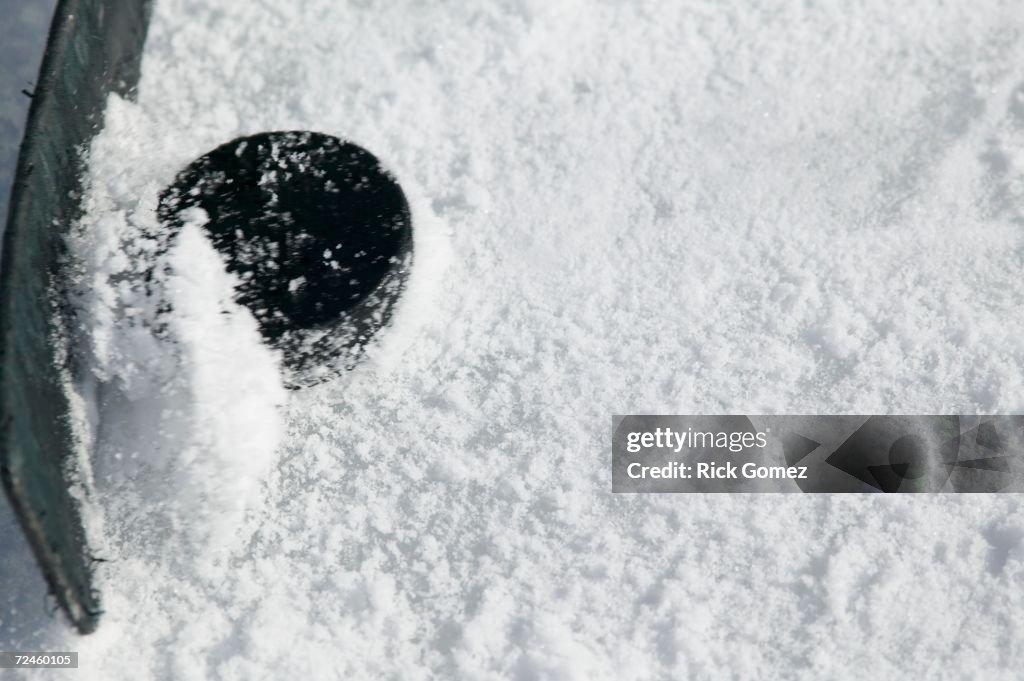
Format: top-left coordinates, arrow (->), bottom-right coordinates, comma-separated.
158,131 -> 413,388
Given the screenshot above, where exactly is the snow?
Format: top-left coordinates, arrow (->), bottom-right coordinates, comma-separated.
6,0 -> 1024,678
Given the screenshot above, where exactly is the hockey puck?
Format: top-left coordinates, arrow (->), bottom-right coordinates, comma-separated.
157,131 -> 413,388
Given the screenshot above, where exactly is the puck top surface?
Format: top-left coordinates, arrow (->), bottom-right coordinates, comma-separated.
158,131 -> 413,344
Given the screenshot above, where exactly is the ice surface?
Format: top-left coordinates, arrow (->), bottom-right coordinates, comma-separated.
14,0 -> 1024,678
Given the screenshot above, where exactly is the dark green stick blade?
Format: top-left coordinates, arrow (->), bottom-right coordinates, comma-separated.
0,0 -> 152,635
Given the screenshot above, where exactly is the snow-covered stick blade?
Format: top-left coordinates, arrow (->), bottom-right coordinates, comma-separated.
0,0 -> 152,635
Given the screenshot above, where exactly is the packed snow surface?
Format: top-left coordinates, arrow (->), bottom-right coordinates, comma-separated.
18,0 -> 1024,678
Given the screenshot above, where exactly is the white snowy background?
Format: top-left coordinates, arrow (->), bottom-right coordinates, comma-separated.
5,0 -> 1024,679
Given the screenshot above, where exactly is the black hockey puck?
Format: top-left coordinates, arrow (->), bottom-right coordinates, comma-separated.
157,131 -> 413,388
